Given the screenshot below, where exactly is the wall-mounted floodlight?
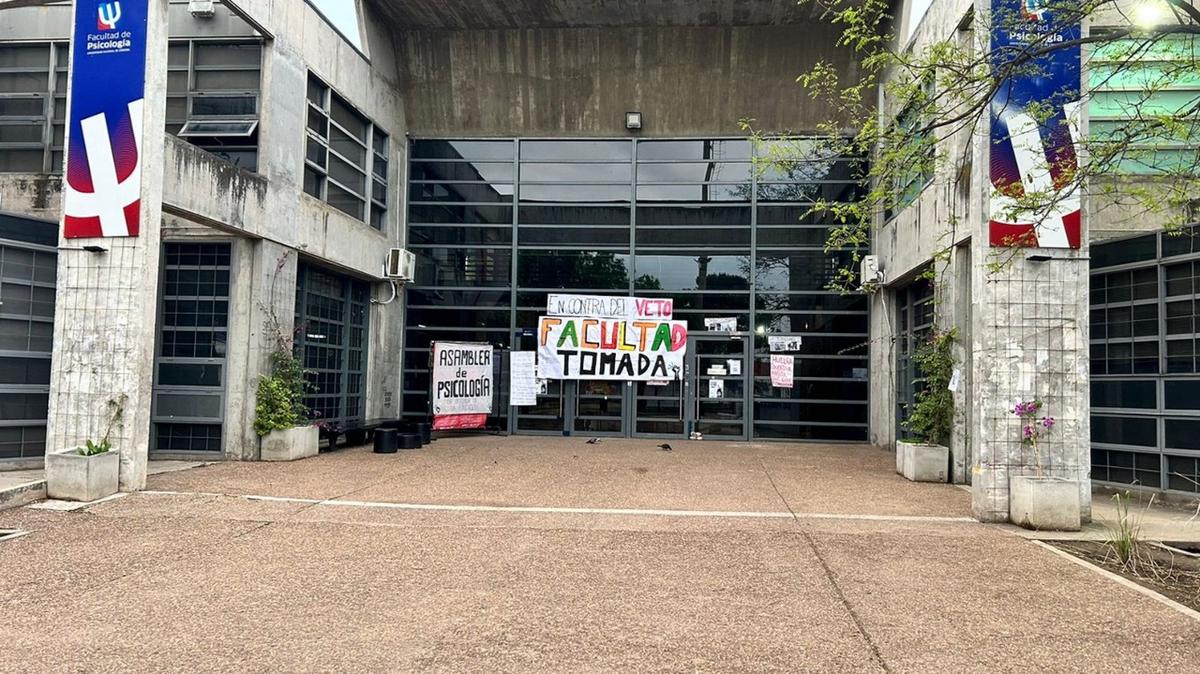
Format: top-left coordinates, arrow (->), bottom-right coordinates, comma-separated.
625,111 -> 643,130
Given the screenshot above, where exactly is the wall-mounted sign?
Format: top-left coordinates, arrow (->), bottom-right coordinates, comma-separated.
536,316 -> 687,380
547,293 -> 673,320
768,336 -> 803,352
709,379 -> 725,399
64,0 -> 150,238
771,355 -> 794,388
704,317 -> 737,332
987,0 -> 1081,248
727,359 -> 742,376
431,342 -> 493,430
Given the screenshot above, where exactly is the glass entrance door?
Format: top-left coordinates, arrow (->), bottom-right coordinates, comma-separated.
568,380 -> 627,436
633,377 -> 686,437
687,335 -> 750,440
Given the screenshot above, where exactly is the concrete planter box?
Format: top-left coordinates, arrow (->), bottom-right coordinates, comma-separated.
1010,475 -> 1081,531
260,425 -> 319,462
45,449 -> 119,502
896,441 -> 949,483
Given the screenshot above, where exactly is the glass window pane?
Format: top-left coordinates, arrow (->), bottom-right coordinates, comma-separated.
518,250 -> 629,290
633,253 -> 749,292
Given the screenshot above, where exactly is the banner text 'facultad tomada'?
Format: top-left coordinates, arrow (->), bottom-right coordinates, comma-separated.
536,317 -> 686,380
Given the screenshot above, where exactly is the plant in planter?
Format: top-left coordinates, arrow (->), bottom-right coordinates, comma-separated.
897,329 -> 955,483
255,341 -> 319,462
1008,400 -> 1081,531
46,396 -> 125,502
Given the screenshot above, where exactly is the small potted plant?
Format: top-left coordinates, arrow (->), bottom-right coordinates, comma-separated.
46,396 -> 124,502
1007,400 -> 1081,531
255,343 -> 318,461
896,329 -> 955,482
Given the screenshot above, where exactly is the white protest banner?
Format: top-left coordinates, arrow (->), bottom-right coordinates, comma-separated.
771,355 -> 794,388
768,335 -> 803,352
547,293 -> 673,320
509,351 -> 539,406
537,316 -> 687,381
431,342 -> 493,430
704,317 -> 737,332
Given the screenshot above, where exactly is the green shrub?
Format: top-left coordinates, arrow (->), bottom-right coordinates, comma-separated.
77,395 -> 125,456
79,438 -> 111,456
902,328 -> 957,446
253,347 -> 310,436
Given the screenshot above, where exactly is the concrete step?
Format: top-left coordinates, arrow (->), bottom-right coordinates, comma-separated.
0,472 -> 47,512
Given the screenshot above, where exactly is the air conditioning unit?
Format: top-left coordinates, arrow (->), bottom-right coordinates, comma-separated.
384,248 -> 415,282
188,0 -> 215,17
860,255 -> 882,286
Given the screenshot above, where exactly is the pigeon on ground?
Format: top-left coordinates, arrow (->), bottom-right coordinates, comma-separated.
657,443 -> 672,452
586,437 -> 600,444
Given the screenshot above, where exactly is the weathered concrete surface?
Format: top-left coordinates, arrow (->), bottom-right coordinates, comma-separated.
145,436 -> 971,517
2,438 -> 1199,672
370,0 -> 825,29
398,24 -> 858,136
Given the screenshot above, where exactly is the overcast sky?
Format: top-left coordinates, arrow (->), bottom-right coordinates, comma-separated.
308,0 -> 363,48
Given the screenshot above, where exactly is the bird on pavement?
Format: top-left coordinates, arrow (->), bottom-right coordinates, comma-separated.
657,443 -> 672,452
586,438 -> 600,444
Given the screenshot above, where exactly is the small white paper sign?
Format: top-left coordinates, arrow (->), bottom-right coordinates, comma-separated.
509,351 -> 539,406
727,359 -> 741,376
705,317 -> 738,332
709,378 -> 725,398
706,364 -> 727,376
768,335 -> 803,352
948,368 -> 962,392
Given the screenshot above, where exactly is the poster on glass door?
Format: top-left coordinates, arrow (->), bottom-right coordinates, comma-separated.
431,342 -> 493,430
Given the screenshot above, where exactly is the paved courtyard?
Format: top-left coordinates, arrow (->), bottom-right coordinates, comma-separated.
2,437 -> 1198,672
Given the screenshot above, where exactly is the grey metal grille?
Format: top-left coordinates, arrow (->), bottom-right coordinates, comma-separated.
1091,226 -> 1200,493
295,262 -> 369,430
0,220 -> 55,461
152,242 -> 231,453
402,138 -> 870,441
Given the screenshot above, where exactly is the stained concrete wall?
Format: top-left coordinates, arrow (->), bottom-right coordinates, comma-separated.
3,0 -> 407,465
873,0 -> 1095,522
396,23 -> 858,137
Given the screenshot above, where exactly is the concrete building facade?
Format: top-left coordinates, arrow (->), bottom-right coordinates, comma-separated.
0,0 -> 1195,522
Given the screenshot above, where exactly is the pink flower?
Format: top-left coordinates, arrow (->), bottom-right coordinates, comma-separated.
1023,425 -> 1034,438
1043,417 -> 1055,429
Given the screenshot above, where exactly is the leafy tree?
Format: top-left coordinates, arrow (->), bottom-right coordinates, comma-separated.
743,0 -> 1200,289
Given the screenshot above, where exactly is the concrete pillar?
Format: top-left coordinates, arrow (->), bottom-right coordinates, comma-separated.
45,0 -> 170,491
967,0 -> 1091,523
968,251 -> 1092,522
227,239 -> 298,461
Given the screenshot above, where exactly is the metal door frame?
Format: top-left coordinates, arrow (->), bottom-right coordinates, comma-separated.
686,333 -> 752,441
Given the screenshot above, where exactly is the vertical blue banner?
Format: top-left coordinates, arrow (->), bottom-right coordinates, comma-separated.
63,0 -> 149,239
988,0 -> 1082,249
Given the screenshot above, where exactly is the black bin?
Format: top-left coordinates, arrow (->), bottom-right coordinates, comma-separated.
373,429 -> 398,454
397,432 -> 422,450
414,422 -> 432,444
